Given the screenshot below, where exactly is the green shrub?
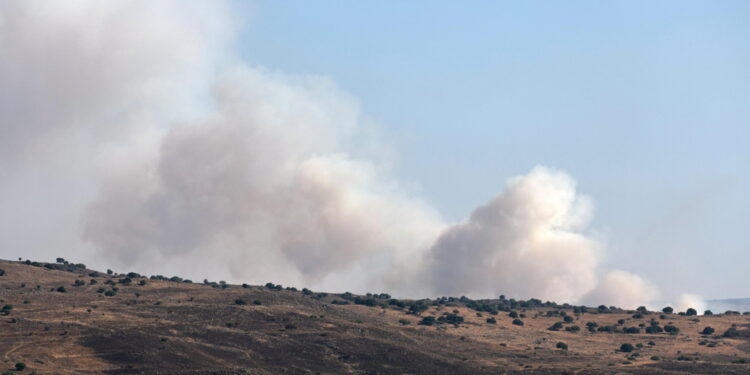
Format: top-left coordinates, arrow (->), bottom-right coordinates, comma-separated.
686,308 -> 697,316
0,269 -> 5,276
253,300 -> 262,305
723,327 -> 740,338
234,299 -> 247,305
399,319 -> 411,325
419,316 -> 436,326
56,286 -> 67,293
619,343 -> 634,352
15,362 -> 26,371
556,342 -> 568,350
512,319 -> 524,326
624,327 -> 640,334
701,327 -> 715,335
486,317 -> 497,324
662,306 -> 673,314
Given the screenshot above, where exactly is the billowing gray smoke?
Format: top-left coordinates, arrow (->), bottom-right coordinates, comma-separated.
83,67 -> 444,293
0,1 -> 700,309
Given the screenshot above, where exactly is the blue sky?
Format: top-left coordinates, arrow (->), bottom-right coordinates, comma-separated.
236,1 -> 750,298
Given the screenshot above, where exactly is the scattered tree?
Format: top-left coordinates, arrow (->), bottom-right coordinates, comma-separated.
701,327 -> 715,335
512,319 -> 524,326
619,343 -> 634,352
419,316 -> 436,326
662,306 -> 673,314
686,308 -> 697,316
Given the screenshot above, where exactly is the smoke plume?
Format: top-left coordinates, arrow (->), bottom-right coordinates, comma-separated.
0,1 -> 695,308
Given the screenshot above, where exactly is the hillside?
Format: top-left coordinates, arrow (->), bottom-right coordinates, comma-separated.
0,259 -> 749,374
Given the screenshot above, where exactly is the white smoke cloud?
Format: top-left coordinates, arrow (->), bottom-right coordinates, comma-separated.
581,270 -> 660,309
675,293 -> 706,315
0,1 -> 693,307
425,167 -> 600,302
0,0 -> 234,262
83,66 -> 444,292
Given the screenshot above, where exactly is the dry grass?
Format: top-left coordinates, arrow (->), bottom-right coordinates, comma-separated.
1,259 -> 749,374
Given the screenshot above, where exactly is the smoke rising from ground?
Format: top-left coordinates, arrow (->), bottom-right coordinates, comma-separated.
0,1 -> 702,309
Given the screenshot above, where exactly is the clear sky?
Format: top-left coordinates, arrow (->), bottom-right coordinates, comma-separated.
237,1 -> 750,298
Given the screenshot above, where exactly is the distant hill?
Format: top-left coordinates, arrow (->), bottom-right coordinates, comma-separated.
1,258 -> 750,374
707,298 -> 750,313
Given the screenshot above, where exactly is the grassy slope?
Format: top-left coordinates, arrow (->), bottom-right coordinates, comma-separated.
0,259 -> 749,374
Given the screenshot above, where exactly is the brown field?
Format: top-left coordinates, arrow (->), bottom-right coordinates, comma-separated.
1,259 -> 749,374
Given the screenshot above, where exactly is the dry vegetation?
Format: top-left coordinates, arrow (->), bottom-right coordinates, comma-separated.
1,259 -> 749,374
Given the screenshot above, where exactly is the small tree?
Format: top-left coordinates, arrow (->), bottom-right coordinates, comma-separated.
419,316 -> 436,326
15,362 -> 26,371
701,327 -> 715,335
234,298 -> 247,305
704,310 -> 713,315
486,317 -> 497,324
686,308 -> 697,316
512,319 -> 524,326
556,342 -> 568,350
56,257 -> 65,264
662,306 -> 673,314
0,269 -> 5,276
56,286 -> 67,293
620,343 -> 634,352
